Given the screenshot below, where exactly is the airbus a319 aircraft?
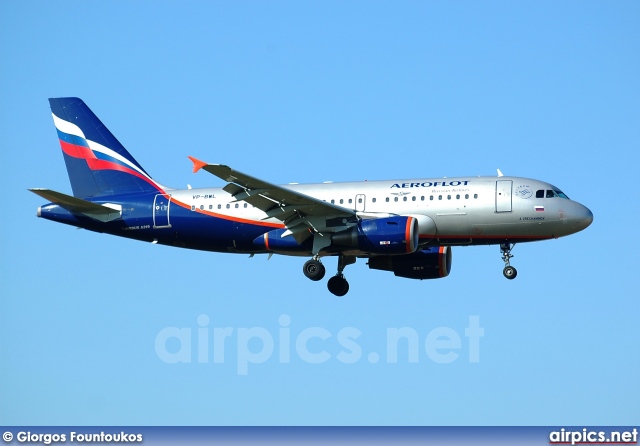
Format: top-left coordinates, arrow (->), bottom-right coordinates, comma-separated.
31,98 -> 593,296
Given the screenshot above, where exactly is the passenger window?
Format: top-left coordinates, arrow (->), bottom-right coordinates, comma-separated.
438,195 -> 442,200
226,204 -> 230,209
348,199 -> 353,204
372,198 -> 377,203
244,203 -> 248,208
209,205 -> 213,210
421,196 -> 425,201
474,194 -> 478,199
394,197 -> 398,202
430,196 -> 434,201
536,190 -> 544,198
403,197 -> 407,202
386,197 -> 390,202
412,196 -> 416,201
447,195 -> 451,200
191,205 -> 195,211
340,199 -> 344,204
331,199 -> 335,204
218,204 -> 221,210
465,194 -> 469,199
456,194 -> 460,199
358,198 -> 362,203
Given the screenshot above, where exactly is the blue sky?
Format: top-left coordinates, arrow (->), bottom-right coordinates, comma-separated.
1,1 -> 638,426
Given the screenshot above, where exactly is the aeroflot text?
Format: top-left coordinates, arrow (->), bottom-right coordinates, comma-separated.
155,315 -> 484,375
391,181 -> 470,188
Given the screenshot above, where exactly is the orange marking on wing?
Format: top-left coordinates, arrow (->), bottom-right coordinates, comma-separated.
188,156 -> 208,173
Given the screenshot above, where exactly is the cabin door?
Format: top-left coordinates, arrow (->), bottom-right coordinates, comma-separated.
153,194 -> 172,228
495,181 -> 512,213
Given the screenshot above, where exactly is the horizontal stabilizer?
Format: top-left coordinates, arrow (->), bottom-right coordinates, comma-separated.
29,188 -> 122,222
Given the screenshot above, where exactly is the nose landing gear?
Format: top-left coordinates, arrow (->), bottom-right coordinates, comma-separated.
500,243 -> 517,280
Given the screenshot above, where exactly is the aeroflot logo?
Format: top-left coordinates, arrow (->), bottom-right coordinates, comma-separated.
391,180 -> 470,189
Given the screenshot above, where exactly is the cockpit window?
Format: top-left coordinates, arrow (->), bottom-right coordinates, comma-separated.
545,189 -> 570,199
536,190 -> 544,198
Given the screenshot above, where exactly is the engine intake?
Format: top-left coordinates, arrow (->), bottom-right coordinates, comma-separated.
368,246 -> 452,279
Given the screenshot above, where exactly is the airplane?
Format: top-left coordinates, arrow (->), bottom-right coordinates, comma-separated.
31,97 -> 593,296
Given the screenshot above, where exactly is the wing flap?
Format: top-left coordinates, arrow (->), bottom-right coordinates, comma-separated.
242,194 -> 281,211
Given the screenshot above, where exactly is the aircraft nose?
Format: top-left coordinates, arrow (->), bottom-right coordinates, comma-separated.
583,207 -> 594,228
571,203 -> 593,231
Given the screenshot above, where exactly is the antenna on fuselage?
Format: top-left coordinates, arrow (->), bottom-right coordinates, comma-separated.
497,169 -> 504,177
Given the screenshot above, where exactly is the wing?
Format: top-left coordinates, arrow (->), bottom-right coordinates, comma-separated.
188,157 -> 356,243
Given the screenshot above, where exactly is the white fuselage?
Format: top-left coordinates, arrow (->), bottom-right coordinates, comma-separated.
170,175 -> 592,248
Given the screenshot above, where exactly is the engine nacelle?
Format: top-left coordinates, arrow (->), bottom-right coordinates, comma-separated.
331,216 -> 419,255
368,246 -> 452,279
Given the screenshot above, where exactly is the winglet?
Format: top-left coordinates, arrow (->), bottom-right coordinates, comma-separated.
188,156 -> 208,173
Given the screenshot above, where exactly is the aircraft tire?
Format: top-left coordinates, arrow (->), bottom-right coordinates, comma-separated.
303,259 -> 326,281
327,275 -> 349,296
503,266 -> 517,280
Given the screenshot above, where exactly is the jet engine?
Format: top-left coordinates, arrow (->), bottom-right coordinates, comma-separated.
368,246 -> 452,279
331,216 -> 419,255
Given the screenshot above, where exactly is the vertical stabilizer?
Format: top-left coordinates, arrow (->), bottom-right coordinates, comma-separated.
49,97 -> 164,198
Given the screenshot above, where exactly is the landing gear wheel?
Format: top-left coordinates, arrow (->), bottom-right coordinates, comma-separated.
500,243 -> 518,280
327,275 -> 349,296
503,266 -> 517,280
303,259 -> 325,281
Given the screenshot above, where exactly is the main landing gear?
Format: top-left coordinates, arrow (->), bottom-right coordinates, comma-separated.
303,255 -> 355,296
303,258 -> 325,281
500,243 -> 517,280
